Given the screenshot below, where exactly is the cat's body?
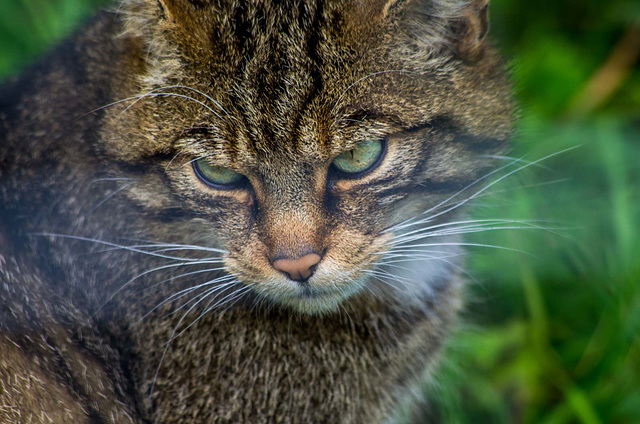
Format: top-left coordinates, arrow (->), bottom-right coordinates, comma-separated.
0,1 -> 512,422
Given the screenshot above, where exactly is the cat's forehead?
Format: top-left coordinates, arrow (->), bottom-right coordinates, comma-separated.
118,0 -> 514,163
209,112 -> 341,169
157,0 -> 389,37
150,0 -> 396,83
164,1 -> 387,162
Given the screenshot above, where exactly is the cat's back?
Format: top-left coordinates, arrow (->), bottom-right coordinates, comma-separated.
0,11 -> 129,170
0,12 -> 146,423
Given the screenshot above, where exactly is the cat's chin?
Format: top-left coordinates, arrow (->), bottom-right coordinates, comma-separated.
277,293 -> 349,315
268,285 -> 362,315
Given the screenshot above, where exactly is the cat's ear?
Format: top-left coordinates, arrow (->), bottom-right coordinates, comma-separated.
151,0 -> 214,49
156,0 -> 207,23
382,0 -> 492,61
451,0 -> 490,58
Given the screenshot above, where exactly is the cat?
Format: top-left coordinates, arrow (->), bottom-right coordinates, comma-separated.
0,0 -> 513,422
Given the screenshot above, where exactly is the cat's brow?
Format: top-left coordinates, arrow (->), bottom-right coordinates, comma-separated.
331,70 -> 414,114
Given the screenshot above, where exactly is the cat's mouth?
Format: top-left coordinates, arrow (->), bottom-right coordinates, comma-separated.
224,234 -> 391,315
227,255 -> 368,315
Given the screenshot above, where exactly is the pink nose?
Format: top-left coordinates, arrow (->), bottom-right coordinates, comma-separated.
272,253 -> 322,282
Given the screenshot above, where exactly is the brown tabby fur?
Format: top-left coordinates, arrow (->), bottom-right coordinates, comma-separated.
0,0 -> 513,422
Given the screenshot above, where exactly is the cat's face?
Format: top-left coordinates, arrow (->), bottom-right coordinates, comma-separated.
100,0 -> 513,314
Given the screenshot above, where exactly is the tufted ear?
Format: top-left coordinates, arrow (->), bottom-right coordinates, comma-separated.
452,0 -> 490,57
156,0 -> 208,22
151,0 -> 216,51
388,0 -> 492,62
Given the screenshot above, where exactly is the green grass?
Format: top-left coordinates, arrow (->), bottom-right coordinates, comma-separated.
2,1 -> 639,423
0,0 -> 109,77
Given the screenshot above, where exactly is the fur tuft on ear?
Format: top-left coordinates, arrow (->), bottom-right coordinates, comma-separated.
156,0 -> 209,23
453,0 -> 490,58
115,0 -> 214,90
391,0 -> 492,64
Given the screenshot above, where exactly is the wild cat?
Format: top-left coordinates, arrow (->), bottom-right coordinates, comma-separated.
0,0 -> 514,422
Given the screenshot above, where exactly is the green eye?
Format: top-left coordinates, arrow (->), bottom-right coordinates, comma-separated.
332,139 -> 385,176
193,158 -> 244,188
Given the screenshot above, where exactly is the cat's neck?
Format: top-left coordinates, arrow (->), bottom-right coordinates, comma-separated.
123,285 -> 460,423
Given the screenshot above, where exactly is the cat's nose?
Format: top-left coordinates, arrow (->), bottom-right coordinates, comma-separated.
271,253 -> 322,282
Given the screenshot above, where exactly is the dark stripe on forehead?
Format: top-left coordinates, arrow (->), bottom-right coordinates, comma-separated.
290,0 -> 325,147
224,2 -> 331,152
231,3 -> 252,66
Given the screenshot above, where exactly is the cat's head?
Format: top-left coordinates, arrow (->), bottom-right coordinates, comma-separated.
99,0 -> 513,314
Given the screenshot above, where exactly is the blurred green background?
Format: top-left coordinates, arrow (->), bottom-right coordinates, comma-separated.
1,1 -> 639,423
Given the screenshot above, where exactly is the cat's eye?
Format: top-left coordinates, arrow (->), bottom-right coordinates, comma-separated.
331,139 -> 385,176
193,158 -> 245,189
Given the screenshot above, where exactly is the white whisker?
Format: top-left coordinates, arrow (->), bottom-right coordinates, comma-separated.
121,92 -> 223,121
81,84 -> 233,125
387,242 -> 533,256
91,180 -> 138,212
91,260 -> 227,318
387,146 -> 579,235
137,275 -> 236,324
34,233 -> 229,261
163,279 -> 240,319
389,218 -> 556,245
148,282 -> 249,399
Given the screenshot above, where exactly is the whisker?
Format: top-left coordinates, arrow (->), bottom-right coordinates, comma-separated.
413,147 -> 581,227
120,242 -> 228,256
148,282 -> 250,399
80,84 -> 233,125
385,158 -> 524,234
148,282 -> 240,400
91,180 -> 138,212
34,234 -> 230,261
391,223 -> 571,246
378,252 -> 466,264
387,146 -> 580,234
362,270 -> 414,295
163,279 -> 240,319
389,218 -> 556,244
89,177 -> 135,186
365,267 -> 419,289
387,242 -> 534,256
377,255 -> 480,286
137,275 -> 236,324
176,284 -> 251,337
470,178 -> 570,200
121,92 -> 224,122
480,154 -> 554,171
160,84 -> 234,123
91,260 -> 227,318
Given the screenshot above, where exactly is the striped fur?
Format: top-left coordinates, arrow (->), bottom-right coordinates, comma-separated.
0,0 -> 513,422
